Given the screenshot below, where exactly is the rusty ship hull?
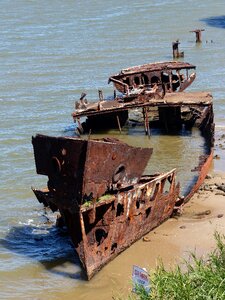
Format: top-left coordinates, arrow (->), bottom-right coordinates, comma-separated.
32,135 -> 180,279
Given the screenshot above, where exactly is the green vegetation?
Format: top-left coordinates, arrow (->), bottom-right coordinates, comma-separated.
82,194 -> 113,208
129,232 -> 225,300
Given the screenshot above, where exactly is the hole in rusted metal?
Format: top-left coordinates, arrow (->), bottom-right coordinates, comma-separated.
136,200 -> 140,209
145,207 -> 151,218
111,243 -> 117,252
116,203 -> 124,217
168,175 -> 173,183
150,182 -> 160,201
162,178 -> 171,195
95,228 -> 108,246
112,164 -> 126,183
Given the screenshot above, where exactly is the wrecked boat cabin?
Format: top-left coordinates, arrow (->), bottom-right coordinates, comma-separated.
108,61 -> 196,94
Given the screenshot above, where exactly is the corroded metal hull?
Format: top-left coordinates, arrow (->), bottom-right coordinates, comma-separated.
32,135 -> 152,204
33,170 -> 179,279
32,135 -> 180,279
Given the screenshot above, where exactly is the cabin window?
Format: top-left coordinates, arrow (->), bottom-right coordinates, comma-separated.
141,73 -> 149,85
123,77 -> 130,86
151,76 -> 160,87
134,76 -> 140,86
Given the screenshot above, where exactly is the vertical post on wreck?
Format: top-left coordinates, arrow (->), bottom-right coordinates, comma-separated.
169,72 -> 172,92
116,115 -> 122,133
190,29 -> 205,43
172,40 -> 184,58
172,40 -> 179,58
114,89 -> 117,99
144,107 -> 150,137
98,90 -> 103,101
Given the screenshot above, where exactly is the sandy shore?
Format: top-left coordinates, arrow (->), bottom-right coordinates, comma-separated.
146,170 -> 225,261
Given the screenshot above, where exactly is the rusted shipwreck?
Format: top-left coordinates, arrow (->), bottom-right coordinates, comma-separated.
108,61 -> 196,94
32,57 -> 214,279
32,135 -> 180,279
32,88 -> 214,279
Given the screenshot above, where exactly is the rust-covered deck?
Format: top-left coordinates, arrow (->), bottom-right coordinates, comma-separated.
72,91 -> 213,135
72,92 -> 212,118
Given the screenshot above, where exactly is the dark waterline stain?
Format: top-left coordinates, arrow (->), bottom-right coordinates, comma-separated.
201,16 -> 225,29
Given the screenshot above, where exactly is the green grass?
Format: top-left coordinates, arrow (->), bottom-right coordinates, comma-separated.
127,232 -> 225,300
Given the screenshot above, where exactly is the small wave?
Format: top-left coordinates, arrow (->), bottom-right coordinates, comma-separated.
32,228 -> 49,235
63,123 -> 77,132
215,124 -> 225,129
19,219 -> 34,226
